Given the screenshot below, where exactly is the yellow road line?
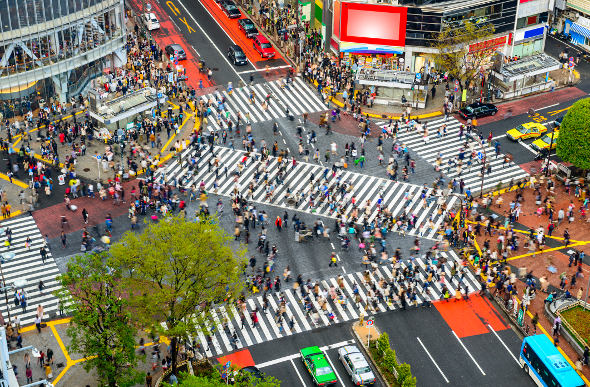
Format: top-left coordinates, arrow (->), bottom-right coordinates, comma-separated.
312,79 -> 443,120
0,172 -> 28,188
469,239 -> 590,385
505,241 -> 589,262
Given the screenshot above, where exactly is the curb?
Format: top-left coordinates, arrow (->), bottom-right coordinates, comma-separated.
350,323 -> 392,387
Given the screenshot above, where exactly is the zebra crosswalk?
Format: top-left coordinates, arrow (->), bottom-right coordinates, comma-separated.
156,145 -> 457,240
0,215 -> 61,325
200,77 -> 327,132
194,250 -> 479,357
380,117 -> 530,194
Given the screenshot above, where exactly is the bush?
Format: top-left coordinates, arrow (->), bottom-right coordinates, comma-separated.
377,332 -> 390,354
402,376 -> 417,387
382,348 -> 397,372
397,363 -> 412,385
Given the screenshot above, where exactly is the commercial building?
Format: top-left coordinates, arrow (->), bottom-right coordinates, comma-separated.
318,0 -> 553,104
0,0 -> 127,118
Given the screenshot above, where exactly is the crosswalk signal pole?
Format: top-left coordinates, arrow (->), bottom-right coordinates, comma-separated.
0,264 -> 11,322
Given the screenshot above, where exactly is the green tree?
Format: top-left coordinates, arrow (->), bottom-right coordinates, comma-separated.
164,370 -> 282,386
110,215 -> 246,373
432,20 -> 495,101
377,332 -> 390,354
56,253 -> 141,387
556,98 -> 590,169
397,363 -> 412,385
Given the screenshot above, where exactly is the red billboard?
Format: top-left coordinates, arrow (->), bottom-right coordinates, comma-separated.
340,3 -> 407,46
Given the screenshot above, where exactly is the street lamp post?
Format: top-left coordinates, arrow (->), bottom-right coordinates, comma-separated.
544,132 -> 556,177
0,263 -> 11,323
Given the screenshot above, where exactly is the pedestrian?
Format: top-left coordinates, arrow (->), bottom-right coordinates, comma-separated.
46,348 -> 53,365
35,315 -> 42,333
82,208 -> 88,224
60,231 -> 66,247
146,371 -> 153,387
26,367 -> 32,383
329,252 -> 337,267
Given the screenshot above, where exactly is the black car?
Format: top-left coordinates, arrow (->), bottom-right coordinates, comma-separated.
554,114 -> 564,127
238,18 -> 258,38
228,45 -> 248,65
459,102 -> 498,119
221,1 -> 241,18
164,44 -> 186,60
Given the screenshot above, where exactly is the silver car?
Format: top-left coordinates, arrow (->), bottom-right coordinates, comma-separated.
338,345 -> 376,385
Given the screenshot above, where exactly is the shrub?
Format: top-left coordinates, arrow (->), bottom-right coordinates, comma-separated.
377,333 -> 390,354
397,363 -> 412,385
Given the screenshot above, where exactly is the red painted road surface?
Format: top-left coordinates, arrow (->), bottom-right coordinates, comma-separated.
127,0 -> 214,90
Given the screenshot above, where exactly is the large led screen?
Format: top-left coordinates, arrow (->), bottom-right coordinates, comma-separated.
340,3 -> 407,46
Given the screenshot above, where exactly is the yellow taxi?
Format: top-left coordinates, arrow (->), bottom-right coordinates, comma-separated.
532,130 -> 559,151
506,122 -> 547,141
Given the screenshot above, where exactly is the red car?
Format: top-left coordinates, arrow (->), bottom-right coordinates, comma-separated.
253,35 -> 275,58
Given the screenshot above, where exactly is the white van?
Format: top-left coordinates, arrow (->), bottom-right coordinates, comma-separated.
144,13 -> 160,31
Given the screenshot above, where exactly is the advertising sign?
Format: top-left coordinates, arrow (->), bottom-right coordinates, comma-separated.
339,3 -> 407,47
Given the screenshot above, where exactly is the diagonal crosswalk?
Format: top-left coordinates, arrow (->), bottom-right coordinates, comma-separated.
155,145 -> 458,240
199,77 -> 326,132
193,250 -> 480,357
0,215 -> 61,326
379,117 -> 530,194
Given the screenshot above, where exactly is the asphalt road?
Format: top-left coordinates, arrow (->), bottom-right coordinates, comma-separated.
158,0 -> 289,87
475,35 -> 590,166
245,301 -> 534,387
248,323 -> 381,387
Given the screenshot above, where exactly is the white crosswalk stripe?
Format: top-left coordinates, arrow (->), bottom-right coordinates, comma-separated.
156,145 -> 455,240
379,117 -> 530,194
0,215 -> 62,325
193,250 -> 480,356
201,78 -> 326,132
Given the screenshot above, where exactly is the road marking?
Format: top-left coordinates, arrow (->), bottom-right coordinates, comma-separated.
487,324 -> 520,365
517,139 -> 537,155
256,340 -> 354,368
452,331 -> 486,375
330,242 -> 335,249
191,44 -> 200,57
283,138 -> 287,144
537,103 -> 559,111
342,266 -> 346,273
417,337 -> 450,383
324,351 -> 344,384
176,0 -> 245,84
238,65 -> 293,74
290,358 -> 308,386
492,134 -> 505,140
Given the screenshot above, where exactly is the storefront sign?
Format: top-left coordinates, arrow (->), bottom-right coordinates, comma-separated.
339,3 -> 407,47
469,35 -> 508,52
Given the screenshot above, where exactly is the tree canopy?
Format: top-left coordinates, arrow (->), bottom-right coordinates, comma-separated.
109,215 -> 247,372
432,20 -> 495,93
556,97 -> 590,169
163,370 -> 282,386
56,252 -> 142,387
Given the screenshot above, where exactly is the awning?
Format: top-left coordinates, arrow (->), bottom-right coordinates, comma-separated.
570,23 -> 590,39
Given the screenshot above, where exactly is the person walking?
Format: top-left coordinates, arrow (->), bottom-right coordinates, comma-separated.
60,231 -> 66,248
146,372 -> 153,387
329,252 -> 338,267
82,208 -> 89,224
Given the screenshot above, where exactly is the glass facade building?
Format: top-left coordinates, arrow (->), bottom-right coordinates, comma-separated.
0,0 -> 126,118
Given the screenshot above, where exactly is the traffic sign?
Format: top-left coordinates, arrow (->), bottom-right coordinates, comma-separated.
477,151 -> 484,160
366,319 -> 374,326
225,360 -> 231,368
415,72 -> 421,80
569,56 -> 575,68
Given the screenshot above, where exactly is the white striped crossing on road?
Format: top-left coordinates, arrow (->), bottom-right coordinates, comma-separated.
0,215 -> 61,326
156,145 -> 457,240
193,250 -> 479,357
379,117 -> 530,194
201,78 -> 327,132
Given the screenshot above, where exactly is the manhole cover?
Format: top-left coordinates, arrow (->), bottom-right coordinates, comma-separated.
83,168 -> 90,172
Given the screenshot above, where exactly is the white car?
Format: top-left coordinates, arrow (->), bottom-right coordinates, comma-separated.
338,345 -> 376,386
144,13 -> 160,30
